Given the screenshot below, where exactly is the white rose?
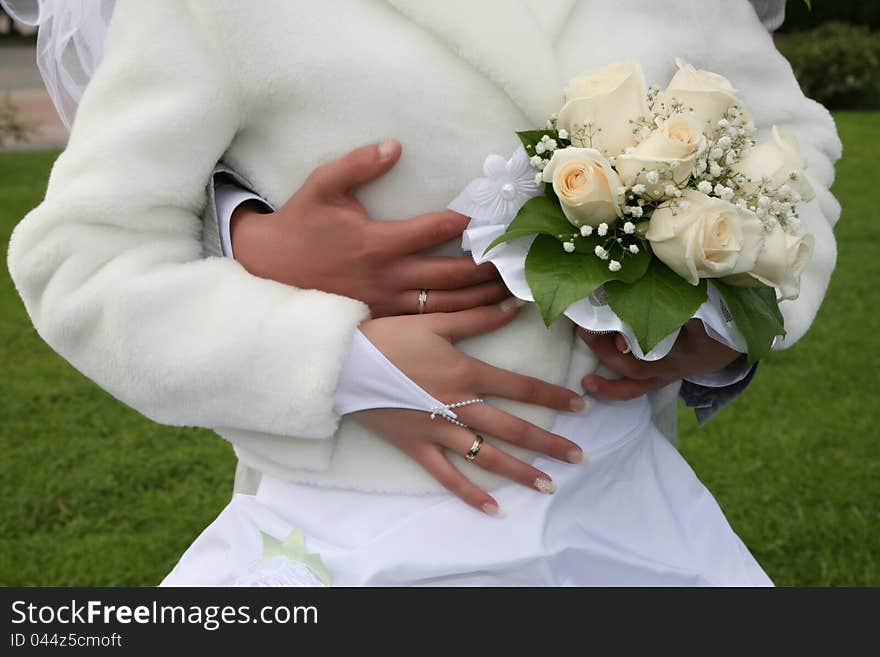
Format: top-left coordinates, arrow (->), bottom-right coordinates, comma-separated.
556,62 -> 650,158
646,189 -> 764,285
543,147 -> 623,228
724,228 -> 814,300
662,58 -> 748,131
735,126 -> 816,201
615,113 -> 707,194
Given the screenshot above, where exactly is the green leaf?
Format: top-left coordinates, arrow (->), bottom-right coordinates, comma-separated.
712,281 -> 785,364
604,259 -> 708,354
484,195 -> 573,254
803,0 -> 812,10
525,234 -> 650,326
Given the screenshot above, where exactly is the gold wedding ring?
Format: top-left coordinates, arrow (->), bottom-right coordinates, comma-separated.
465,435 -> 484,462
418,289 -> 429,314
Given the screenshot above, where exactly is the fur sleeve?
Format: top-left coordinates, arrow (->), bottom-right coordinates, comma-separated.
755,34 -> 842,351
6,0 -> 369,439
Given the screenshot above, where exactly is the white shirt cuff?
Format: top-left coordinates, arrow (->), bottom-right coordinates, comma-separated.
683,354 -> 753,388
334,330 -> 455,420
215,183 -> 274,258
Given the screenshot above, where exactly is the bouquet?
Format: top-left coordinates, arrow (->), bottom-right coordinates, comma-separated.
450,59 -> 816,362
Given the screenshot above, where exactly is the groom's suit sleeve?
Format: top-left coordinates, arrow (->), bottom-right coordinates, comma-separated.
6,0 -> 370,440
680,357 -> 759,426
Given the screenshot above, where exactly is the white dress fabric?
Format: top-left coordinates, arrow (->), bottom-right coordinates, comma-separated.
163,394 -> 772,586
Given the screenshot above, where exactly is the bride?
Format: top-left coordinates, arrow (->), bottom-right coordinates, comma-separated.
6,0 -> 841,585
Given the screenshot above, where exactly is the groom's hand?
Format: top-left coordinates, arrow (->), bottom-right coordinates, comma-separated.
230,140 -> 506,317
577,320 -> 742,400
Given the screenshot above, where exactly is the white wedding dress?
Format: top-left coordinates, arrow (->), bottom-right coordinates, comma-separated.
163,393 -> 772,586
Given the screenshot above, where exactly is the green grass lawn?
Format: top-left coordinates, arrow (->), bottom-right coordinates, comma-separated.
1,113 -> 878,586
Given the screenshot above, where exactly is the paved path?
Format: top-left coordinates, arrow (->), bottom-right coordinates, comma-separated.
0,43 -> 68,150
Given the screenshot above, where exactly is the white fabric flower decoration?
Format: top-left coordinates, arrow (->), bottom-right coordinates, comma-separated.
449,147 -> 543,226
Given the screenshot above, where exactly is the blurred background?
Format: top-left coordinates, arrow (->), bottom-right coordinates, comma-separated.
1,3 -> 878,586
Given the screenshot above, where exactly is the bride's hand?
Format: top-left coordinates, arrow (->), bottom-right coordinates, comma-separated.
230,140 -> 506,317
357,299 -> 588,516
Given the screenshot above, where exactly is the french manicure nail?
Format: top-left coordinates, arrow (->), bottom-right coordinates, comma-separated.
378,139 -> 397,160
569,397 -> 588,412
567,448 -> 587,464
535,478 -> 557,494
482,502 -> 504,517
499,297 -> 527,313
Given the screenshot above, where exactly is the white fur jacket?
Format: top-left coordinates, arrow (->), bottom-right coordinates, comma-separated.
7,0 -> 841,493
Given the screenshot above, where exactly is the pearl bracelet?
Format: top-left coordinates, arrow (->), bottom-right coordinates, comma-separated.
429,398 -> 484,429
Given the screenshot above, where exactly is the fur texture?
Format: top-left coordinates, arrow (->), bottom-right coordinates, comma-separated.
7,0 -> 841,493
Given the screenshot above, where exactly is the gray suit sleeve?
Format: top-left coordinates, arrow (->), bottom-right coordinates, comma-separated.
680,355 -> 759,426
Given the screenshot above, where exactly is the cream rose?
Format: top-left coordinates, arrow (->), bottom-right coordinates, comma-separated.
735,126 -> 816,201
662,58 -> 748,131
556,62 -> 650,158
646,189 -> 765,285
724,228 -> 814,300
543,147 -> 622,228
615,113 -> 706,192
